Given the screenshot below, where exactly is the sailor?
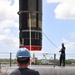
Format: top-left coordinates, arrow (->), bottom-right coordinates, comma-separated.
59,43 -> 66,66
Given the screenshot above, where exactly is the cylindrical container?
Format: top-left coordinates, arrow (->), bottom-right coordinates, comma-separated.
18,0 -> 42,51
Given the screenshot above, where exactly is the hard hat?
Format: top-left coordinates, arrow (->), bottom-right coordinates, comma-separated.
16,49 -> 31,58
62,43 -> 64,46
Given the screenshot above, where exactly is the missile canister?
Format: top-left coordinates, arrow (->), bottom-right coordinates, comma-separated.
18,0 -> 42,51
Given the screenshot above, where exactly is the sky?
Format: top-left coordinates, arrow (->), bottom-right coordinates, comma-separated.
0,0 -> 75,58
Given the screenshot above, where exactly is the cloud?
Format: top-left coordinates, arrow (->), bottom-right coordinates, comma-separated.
0,0 -> 19,52
62,38 -> 75,55
54,3 -> 75,19
0,19 -> 19,29
0,20 -> 19,52
70,32 -> 75,38
47,0 -> 75,19
0,0 -> 18,20
47,0 -> 75,3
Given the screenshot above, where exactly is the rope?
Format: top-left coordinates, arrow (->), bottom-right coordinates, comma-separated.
42,31 -> 60,50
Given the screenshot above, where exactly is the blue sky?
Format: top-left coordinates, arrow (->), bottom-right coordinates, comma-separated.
0,0 -> 75,58
42,0 -> 75,55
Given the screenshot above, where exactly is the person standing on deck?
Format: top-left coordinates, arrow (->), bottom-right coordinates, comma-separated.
59,43 -> 66,66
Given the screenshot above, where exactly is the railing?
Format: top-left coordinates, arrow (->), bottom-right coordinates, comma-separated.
0,52 -> 75,67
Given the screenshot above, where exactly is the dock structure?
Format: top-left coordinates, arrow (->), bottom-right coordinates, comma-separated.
0,65 -> 75,75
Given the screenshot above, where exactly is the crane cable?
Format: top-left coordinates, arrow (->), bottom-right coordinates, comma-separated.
42,31 -> 60,50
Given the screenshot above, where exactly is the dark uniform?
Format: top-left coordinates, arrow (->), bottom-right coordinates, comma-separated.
59,43 -> 66,66
9,68 -> 39,75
